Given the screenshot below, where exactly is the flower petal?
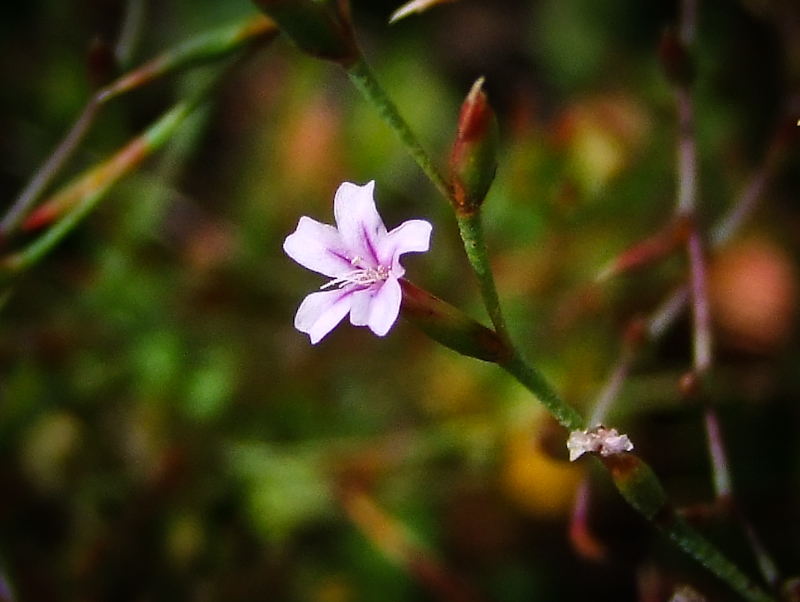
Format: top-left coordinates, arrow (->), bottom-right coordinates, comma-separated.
367,277 -> 402,336
284,216 -> 353,277
348,287 -> 375,327
333,181 -> 387,267
381,219 -> 432,272
294,289 -> 353,344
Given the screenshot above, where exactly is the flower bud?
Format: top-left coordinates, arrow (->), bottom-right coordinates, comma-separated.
659,27 -> 694,87
399,279 -> 511,363
599,452 -> 669,522
251,0 -> 359,66
448,77 -> 499,214
87,37 -> 118,90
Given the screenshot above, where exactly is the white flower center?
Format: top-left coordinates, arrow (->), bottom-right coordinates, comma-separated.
320,256 -> 391,290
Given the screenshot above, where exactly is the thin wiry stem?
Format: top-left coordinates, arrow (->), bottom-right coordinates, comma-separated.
673,1 -> 728,514
647,286 -> 691,339
0,102 -> 100,235
676,91 -> 698,216
340,487 -> 488,602
1,101 -> 197,275
742,514 -> 782,589
687,231 -> 712,373
675,1 -> 781,588
0,16 -> 276,238
710,109 -> 794,247
704,409 -> 732,498
454,212 -> 512,345
346,56 -> 450,199
679,0 -> 697,46
115,0 -> 148,68
576,5 -> 792,594
674,0 -> 714,376
589,346 -> 633,427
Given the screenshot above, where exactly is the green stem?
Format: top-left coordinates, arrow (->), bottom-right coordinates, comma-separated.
604,453 -> 775,602
0,16 -> 276,237
346,56 -> 449,199
499,352 -> 585,432
456,205 -> 773,600
337,21 -> 775,602
455,210 -> 511,344
665,517 -> 776,602
1,100 -> 196,275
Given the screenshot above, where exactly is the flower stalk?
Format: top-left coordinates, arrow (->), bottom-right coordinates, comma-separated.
345,57 -> 450,199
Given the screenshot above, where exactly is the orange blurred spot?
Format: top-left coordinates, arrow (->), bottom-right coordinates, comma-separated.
709,236 -> 798,354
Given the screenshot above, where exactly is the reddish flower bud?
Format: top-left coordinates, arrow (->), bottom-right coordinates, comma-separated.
399,279 -> 511,363
448,77 -> 499,214
87,37 -> 118,90
251,0 -> 359,67
659,27 -> 694,87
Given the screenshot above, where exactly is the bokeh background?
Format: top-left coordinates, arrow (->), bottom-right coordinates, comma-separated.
1,0 -> 799,600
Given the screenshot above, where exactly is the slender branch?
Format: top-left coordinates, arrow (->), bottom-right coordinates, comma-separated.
0,100 -> 197,275
647,286 -> 691,339
687,231 -> 712,373
115,0 -> 147,68
499,353 -> 585,432
0,15 -> 277,237
703,408 -> 732,498
741,514 -> 782,589
589,345 -> 633,427
346,56 -> 450,199
454,212 -> 511,344
677,1 -> 781,590
340,487 -> 488,602
709,115 -> 793,247
679,0 -> 697,48
0,102 -> 100,235
569,479 -> 607,561
662,516 -> 775,602
676,90 -> 698,216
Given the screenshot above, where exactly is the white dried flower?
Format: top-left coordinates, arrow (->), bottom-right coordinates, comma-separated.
567,426 -> 634,462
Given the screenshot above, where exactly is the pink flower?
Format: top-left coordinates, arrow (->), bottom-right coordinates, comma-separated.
284,181 -> 432,344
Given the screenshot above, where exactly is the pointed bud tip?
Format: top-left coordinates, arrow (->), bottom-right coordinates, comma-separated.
448,77 -> 499,213
457,77 -> 492,142
389,0 -> 456,24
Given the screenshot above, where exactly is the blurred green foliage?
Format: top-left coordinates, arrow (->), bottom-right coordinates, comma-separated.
0,0 -> 799,600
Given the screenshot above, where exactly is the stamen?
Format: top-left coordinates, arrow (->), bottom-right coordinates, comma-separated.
320,260 -> 390,290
